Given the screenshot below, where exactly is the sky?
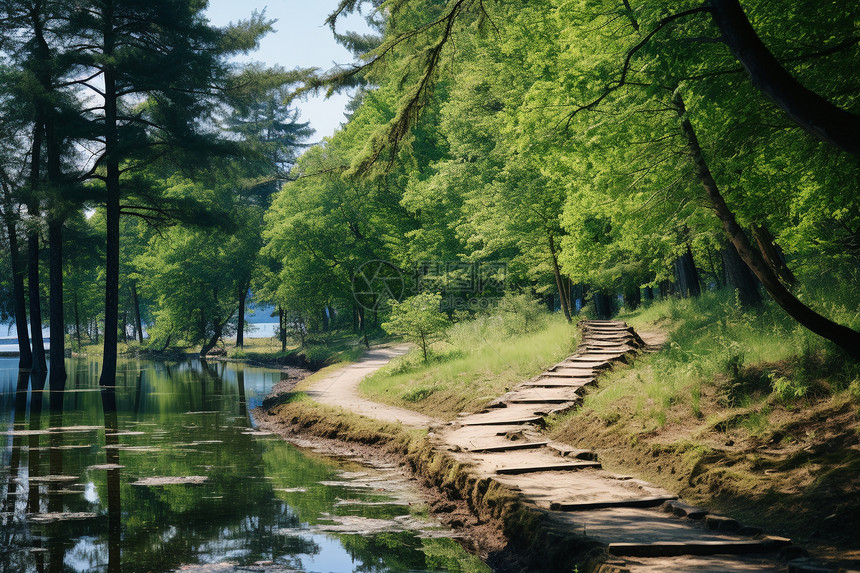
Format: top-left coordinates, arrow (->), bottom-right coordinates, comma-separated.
205,1 -> 373,141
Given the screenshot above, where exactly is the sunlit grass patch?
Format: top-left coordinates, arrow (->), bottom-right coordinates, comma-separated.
360,302 -> 578,420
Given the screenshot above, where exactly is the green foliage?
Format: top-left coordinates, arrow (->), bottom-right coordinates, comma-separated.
770,375 -> 809,405
382,292 -> 451,361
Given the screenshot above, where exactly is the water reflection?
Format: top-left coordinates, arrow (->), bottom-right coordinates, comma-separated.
0,358 -> 487,573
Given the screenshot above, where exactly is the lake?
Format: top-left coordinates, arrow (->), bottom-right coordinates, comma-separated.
0,357 -> 488,573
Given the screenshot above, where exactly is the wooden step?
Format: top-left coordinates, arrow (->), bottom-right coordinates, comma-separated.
467,441 -> 549,453
507,395 -> 579,405
543,371 -> 596,379
496,461 -> 601,475
461,415 -> 543,427
522,379 -> 594,388
608,538 -> 791,557
575,353 -> 629,362
551,495 -> 677,511
545,369 -> 597,376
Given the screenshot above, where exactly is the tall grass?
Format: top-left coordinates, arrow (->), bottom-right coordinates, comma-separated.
361,295 -> 578,419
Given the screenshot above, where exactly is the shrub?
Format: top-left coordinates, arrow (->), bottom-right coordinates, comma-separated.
382,292 -> 451,361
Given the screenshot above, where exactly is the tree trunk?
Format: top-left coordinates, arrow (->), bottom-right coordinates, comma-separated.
131,281 -> 143,343
27,230 -> 47,373
48,219 -> 66,388
674,246 -> 702,298
721,241 -> 762,307
74,291 -> 82,352
752,224 -> 796,285
199,330 -> 221,357
278,305 -> 286,352
99,51 -> 121,387
548,233 -> 572,321
236,285 -> 247,348
675,92 -> 860,358
5,213 -> 32,369
707,0 -> 860,156
643,285 -> 654,301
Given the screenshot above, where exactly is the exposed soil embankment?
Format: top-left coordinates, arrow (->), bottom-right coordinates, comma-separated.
550,370 -> 860,568
254,395 -> 610,573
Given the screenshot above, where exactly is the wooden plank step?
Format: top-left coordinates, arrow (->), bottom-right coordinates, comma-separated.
575,353 -> 628,361
608,538 -> 791,557
467,441 -> 549,453
565,357 -> 615,364
543,372 -> 596,379
586,333 -> 636,339
545,368 -> 596,376
461,415 -> 543,427
507,396 -> 579,405
579,340 -> 634,352
550,495 -> 677,511
522,379 -> 594,388
496,461 -> 601,475
584,329 -> 632,335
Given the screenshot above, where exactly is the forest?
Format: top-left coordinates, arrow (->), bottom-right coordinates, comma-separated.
1,0 -> 859,386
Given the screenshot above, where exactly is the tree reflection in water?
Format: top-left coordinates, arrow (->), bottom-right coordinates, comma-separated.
0,358 -> 486,573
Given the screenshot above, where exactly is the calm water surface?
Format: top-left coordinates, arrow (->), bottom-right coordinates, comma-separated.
0,357 -> 487,573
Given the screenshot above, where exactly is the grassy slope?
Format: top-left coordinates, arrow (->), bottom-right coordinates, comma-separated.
549,290 -> 860,555
360,313 -> 579,420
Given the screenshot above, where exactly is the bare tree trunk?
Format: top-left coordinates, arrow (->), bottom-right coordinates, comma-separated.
674,245 -> 702,298
99,43 -> 121,387
708,0 -> 860,155
752,224 -> 796,285
4,211 -> 32,369
28,230 -> 47,373
131,282 -> 143,343
721,241 -> 762,307
549,233 -> 572,321
74,291 -> 82,352
675,92 -> 860,358
278,305 -> 286,352
236,285 -> 248,348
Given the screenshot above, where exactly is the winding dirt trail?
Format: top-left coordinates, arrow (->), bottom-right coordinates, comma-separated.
305,344 -> 438,428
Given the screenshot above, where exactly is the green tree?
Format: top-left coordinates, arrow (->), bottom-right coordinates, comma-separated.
382,292 -> 450,362
65,1 -> 274,384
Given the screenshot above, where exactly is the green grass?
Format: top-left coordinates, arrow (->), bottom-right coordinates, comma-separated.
360,308 -> 579,420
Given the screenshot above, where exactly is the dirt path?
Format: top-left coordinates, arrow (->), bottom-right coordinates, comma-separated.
304,344 -> 438,429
